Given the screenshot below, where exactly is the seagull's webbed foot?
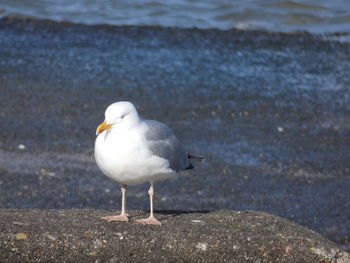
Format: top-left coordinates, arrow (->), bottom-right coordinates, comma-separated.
100,214 -> 129,222
134,216 -> 161,226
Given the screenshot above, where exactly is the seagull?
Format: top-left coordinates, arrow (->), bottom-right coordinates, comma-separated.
94,101 -> 198,225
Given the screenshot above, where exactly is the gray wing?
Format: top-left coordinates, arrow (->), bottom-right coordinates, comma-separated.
144,120 -> 190,172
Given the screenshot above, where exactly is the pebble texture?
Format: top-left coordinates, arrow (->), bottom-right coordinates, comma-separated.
0,209 -> 349,263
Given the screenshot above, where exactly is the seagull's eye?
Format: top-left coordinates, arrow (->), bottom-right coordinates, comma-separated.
120,111 -> 130,119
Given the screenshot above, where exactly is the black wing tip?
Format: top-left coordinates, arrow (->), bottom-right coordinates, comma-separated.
180,153 -> 204,171
188,153 -> 205,161
182,162 -> 194,170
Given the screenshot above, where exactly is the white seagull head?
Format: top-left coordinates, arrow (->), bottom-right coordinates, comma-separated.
96,101 -> 140,135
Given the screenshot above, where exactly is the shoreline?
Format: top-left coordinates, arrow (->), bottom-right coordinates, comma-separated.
0,16 -> 334,40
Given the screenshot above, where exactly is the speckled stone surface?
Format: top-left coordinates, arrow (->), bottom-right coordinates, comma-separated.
0,209 -> 349,262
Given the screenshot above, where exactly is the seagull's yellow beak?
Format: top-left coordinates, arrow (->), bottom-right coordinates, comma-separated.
96,120 -> 113,135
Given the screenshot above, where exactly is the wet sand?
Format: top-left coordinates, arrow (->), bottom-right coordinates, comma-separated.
0,18 -> 349,251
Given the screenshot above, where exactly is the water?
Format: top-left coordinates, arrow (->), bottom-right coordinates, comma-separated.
0,0 -> 350,34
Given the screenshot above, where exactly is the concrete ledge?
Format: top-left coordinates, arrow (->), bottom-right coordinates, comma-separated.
0,209 -> 349,262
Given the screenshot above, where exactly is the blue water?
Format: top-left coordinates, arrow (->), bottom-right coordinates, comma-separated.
0,0 -> 350,35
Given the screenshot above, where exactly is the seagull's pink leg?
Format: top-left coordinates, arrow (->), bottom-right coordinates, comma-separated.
135,182 -> 161,225
101,184 -> 129,222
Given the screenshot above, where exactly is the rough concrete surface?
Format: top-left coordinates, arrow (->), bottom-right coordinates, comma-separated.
0,209 -> 349,263
0,17 -> 349,259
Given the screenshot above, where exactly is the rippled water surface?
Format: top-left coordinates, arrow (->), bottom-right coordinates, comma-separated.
1,0 -> 350,34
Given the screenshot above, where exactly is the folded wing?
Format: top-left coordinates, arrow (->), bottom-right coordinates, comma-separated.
144,120 -> 191,172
